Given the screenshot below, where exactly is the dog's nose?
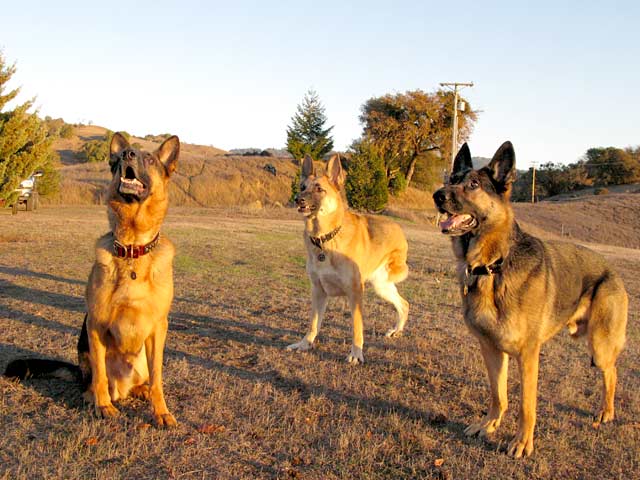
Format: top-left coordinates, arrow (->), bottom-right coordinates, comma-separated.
295,195 -> 304,205
125,150 -> 136,161
433,189 -> 446,206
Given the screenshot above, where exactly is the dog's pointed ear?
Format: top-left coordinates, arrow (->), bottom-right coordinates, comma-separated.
301,153 -> 315,179
109,132 -> 130,168
156,135 -> 180,175
327,154 -> 345,188
487,141 -> 516,189
452,143 -> 473,175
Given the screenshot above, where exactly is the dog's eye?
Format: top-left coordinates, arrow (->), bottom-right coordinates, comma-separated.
315,185 -> 324,193
468,179 -> 480,190
300,184 -> 306,192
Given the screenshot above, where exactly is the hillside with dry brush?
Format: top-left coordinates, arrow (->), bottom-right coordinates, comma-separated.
48,125 -> 298,208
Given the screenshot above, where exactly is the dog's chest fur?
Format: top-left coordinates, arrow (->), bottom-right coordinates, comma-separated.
91,240 -> 174,354
458,269 -> 522,352
307,250 -> 350,296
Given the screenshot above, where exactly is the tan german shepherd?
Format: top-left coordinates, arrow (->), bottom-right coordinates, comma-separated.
5,133 -> 180,426
432,141 -> 628,457
287,154 -> 409,364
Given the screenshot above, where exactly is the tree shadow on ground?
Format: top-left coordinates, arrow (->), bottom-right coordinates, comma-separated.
0,265 -> 85,286
0,278 -> 84,313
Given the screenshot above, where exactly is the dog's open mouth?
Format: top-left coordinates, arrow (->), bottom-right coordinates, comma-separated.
119,166 -> 146,196
297,204 -> 317,216
439,212 -> 478,235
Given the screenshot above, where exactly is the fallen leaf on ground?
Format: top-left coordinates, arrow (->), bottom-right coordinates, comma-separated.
198,424 -> 226,434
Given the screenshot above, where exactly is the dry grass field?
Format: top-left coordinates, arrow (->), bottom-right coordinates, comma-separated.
1,203 -> 639,479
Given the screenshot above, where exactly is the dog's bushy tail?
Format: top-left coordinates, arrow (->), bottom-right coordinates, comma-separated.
4,358 -> 81,382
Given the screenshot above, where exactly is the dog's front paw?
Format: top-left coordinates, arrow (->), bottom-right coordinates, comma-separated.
154,412 -> 177,427
346,346 -> 364,365
286,338 -> 313,352
95,403 -> 119,418
464,415 -> 503,437
592,408 -> 615,428
130,384 -> 151,400
385,328 -> 403,338
507,431 -> 534,458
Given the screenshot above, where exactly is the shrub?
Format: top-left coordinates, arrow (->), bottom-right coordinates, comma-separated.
59,123 -> 74,139
388,171 -> 408,195
345,142 -> 388,212
289,169 -> 301,204
81,139 -> 109,162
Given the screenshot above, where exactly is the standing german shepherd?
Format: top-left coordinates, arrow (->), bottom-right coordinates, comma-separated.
5,133 -> 180,426
432,141 -> 627,457
287,154 -> 409,364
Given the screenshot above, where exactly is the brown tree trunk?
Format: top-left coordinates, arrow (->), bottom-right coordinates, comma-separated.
405,154 -> 418,187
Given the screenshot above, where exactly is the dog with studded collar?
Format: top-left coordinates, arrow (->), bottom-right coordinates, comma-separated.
5,133 -> 180,426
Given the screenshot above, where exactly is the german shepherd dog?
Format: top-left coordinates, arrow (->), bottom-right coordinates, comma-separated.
5,133 -> 180,426
432,141 -> 627,457
287,154 -> 409,364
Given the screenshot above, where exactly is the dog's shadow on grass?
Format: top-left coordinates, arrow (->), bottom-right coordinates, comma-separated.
165,346 -> 503,453
552,401 -> 595,421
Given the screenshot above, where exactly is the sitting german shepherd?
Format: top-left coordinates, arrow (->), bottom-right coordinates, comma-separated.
5,133 -> 180,426
433,141 -> 627,457
287,154 -> 409,364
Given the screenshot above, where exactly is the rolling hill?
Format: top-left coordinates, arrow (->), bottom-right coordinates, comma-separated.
49,125 -> 298,207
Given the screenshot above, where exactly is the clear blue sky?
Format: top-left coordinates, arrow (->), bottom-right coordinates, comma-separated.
2,0 -> 638,168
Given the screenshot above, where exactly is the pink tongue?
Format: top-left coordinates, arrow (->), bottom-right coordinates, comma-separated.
439,214 -> 470,231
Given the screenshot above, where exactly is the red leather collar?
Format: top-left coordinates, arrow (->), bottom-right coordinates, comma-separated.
112,233 -> 160,259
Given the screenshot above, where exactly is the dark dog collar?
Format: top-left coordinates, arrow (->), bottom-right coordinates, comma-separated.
309,225 -> 341,250
113,233 -> 160,259
467,258 -> 503,276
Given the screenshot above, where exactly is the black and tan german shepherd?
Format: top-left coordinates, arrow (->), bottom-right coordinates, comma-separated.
433,141 -> 628,457
5,133 -> 180,426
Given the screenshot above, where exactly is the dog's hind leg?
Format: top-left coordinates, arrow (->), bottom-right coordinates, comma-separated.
371,266 -> 409,338
588,276 -> 627,426
387,248 -> 409,284
287,280 -> 328,352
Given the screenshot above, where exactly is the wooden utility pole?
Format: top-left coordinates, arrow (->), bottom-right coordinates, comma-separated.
440,81 -> 474,174
531,163 -> 536,203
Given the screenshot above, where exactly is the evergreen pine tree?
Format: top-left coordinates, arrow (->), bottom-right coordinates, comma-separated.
0,53 -> 59,202
286,89 -> 334,161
